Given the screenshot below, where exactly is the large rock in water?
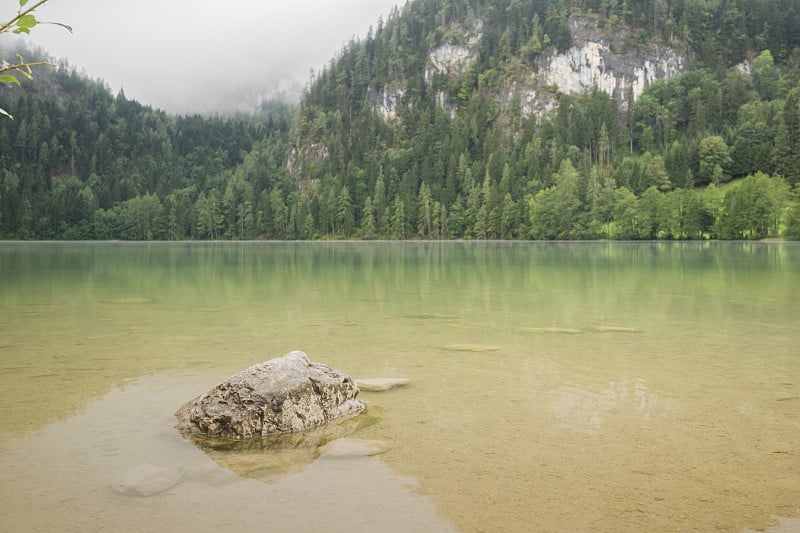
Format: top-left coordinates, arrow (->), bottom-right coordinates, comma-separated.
175,351 -> 365,439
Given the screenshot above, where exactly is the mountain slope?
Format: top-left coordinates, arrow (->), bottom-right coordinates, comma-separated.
1,0 -> 799,240
287,0 -> 800,239
0,44 -> 289,239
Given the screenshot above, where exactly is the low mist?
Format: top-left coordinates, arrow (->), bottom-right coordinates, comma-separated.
25,0 -> 400,114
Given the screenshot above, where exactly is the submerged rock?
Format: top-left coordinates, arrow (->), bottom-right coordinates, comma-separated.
355,377 -> 410,392
111,462 -> 182,497
175,351 -> 365,439
519,327 -> 583,335
589,325 -> 644,334
319,438 -> 389,458
440,343 -> 501,352
193,414 -> 380,484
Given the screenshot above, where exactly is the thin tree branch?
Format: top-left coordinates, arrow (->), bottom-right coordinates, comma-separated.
0,0 -> 50,35
0,60 -> 55,76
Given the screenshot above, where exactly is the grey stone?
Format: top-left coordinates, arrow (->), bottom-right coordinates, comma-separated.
111,462 -> 182,497
176,351 -> 365,439
355,377 -> 410,392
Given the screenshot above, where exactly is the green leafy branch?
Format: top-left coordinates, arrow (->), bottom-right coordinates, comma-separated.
0,0 -> 71,119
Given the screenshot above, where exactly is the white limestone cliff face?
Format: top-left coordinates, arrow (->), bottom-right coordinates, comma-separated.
293,18 -> 688,180
370,17 -> 685,123
497,82 -> 557,119
426,20 -> 482,80
287,142 -> 329,177
539,34 -> 684,107
369,86 -> 406,121
370,21 -> 482,121
427,43 -> 476,79
737,59 -> 753,75
498,19 -> 685,120
424,43 -> 475,118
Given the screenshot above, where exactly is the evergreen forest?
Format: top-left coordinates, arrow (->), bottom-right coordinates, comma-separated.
2,0 -> 800,240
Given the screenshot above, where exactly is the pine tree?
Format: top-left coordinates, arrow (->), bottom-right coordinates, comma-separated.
417,181 -> 433,238
373,170 -> 386,235
390,197 -> 406,240
337,185 -> 354,238
359,195 -> 376,239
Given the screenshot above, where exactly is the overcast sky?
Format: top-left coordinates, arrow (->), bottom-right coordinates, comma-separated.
24,0 -> 401,114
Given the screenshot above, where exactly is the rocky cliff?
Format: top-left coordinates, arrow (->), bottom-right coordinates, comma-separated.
537,18 -> 685,110
371,16 -> 686,121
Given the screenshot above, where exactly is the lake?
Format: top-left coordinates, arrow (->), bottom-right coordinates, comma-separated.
0,241 -> 798,532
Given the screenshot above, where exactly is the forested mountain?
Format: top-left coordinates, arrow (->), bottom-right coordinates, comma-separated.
291,0 -> 800,240
2,0 -> 800,240
0,46 -> 292,239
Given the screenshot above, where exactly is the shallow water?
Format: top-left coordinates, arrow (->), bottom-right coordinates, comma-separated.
1,241 -> 798,532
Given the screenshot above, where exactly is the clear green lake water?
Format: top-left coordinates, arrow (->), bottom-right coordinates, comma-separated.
0,241 -> 798,532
